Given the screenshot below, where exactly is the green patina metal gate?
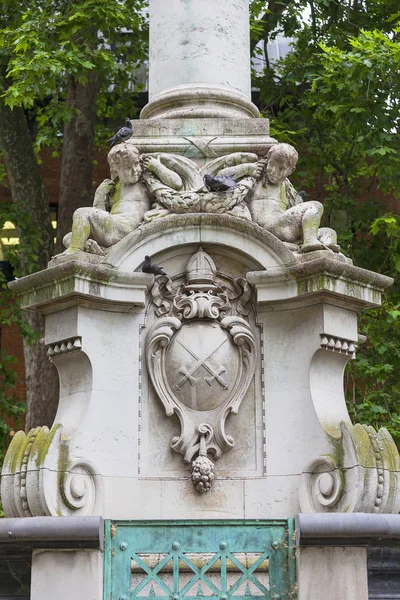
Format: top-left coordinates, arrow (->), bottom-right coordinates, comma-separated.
104,520 -> 297,600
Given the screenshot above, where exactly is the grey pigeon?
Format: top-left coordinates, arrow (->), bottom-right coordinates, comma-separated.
204,174 -> 238,192
298,190 -> 307,200
107,118 -> 133,148
142,255 -> 167,276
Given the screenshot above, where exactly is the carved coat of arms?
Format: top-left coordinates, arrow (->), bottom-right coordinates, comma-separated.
145,248 -> 257,493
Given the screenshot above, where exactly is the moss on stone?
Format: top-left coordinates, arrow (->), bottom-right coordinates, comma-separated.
4,430 -> 27,473
35,424 -> 62,467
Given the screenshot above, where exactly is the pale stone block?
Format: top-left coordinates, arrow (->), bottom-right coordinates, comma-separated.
3,215 -> 397,520
264,390 -> 329,477
102,478 -> 163,519
45,306 -> 78,344
160,479 -> 245,519
31,549 -> 103,600
322,303 -> 358,341
260,306 -> 324,393
244,475 -> 301,519
298,547 -> 368,600
102,477 -> 246,520
129,118 -> 275,162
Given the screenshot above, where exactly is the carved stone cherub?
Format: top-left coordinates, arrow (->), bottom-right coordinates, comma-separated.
63,143 -> 150,255
247,143 -> 339,253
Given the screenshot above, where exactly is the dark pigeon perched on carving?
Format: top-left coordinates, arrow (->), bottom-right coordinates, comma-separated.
203,174 -> 238,192
142,255 -> 167,276
298,191 -> 307,201
107,118 -> 133,148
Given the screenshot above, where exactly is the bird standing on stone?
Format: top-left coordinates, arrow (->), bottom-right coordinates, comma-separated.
203,174 -> 238,192
107,118 -> 133,148
298,191 -> 307,201
142,255 -> 167,276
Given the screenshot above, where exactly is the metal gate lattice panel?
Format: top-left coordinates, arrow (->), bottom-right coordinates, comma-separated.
104,520 -> 296,600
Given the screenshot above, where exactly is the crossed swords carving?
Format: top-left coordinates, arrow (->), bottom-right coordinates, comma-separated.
176,338 -> 229,390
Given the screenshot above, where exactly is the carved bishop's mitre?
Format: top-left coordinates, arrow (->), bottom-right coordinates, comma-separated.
185,247 -> 217,290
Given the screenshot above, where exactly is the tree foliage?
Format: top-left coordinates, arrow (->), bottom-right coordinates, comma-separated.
251,0 -> 400,444
0,0 -> 147,443
0,0 -> 148,126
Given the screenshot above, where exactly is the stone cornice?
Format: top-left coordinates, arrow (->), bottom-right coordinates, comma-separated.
9,260 -> 152,312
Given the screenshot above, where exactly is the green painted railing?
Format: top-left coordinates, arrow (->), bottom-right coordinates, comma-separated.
104,520 -> 297,600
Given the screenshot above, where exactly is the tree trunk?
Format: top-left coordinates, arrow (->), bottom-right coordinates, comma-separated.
0,103 -> 53,273
251,1 -> 291,54
56,71 -> 99,253
0,99 -> 59,430
22,313 -> 59,430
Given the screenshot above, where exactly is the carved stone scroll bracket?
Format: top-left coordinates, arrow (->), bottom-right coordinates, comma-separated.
300,422 -> 400,514
0,424 -> 103,517
310,346 -> 354,440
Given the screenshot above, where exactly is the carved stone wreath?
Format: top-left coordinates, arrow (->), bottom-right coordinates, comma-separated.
145,248 -> 257,493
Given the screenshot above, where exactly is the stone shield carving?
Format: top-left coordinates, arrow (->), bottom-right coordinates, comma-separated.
145,248 -> 257,493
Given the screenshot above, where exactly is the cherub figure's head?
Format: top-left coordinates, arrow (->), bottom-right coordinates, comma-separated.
108,142 -> 142,184
266,143 -> 298,185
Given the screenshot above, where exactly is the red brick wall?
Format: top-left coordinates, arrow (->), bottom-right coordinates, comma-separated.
1,323 -> 26,403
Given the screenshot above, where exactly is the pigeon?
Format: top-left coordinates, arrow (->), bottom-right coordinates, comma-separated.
204,174 -> 238,192
107,118 -> 133,148
298,190 -> 307,200
142,255 -> 167,276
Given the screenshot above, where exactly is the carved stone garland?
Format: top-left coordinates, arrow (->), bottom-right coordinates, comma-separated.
145,248 -> 257,493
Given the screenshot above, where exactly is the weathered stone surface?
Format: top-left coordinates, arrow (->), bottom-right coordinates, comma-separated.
31,550 -> 103,600
3,215 -> 398,519
300,423 -> 400,514
130,118 -> 276,162
144,0 -> 258,120
2,0 -> 398,542
298,547 -> 368,600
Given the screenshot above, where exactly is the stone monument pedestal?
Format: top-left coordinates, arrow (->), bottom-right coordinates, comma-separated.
1,0 -> 400,597
2,215 -> 398,522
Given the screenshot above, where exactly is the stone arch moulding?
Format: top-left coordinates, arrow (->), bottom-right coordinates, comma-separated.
104,214 -> 297,273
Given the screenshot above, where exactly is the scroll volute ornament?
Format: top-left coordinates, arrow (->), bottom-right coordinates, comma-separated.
300,422 -> 400,514
145,248 -> 257,493
1,424 -> 102,517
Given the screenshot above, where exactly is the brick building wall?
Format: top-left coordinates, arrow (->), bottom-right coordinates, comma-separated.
0,147 -> 110,429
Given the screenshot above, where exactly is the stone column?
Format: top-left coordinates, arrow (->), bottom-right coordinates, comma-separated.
141,0 -> 259,120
